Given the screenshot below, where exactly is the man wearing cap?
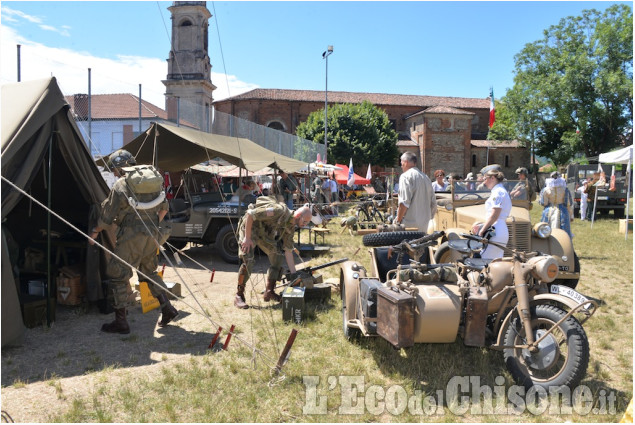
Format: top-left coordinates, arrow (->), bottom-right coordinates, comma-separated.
234,201 -> 312,309
510,167 -> 535,201
89,150 -> 178,334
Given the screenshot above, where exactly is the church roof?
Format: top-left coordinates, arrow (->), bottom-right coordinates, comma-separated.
64,93 -> 168,120
470,140 -> 525,148
216,88 -> 489,110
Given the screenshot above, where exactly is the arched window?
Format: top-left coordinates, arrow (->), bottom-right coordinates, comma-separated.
472,154 -> 477,167
180,20 -> 192,27
504,155 -> 510,168
267,121 -> 285,131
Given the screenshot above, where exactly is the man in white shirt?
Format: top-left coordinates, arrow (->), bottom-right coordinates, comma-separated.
393,152 -> 437,232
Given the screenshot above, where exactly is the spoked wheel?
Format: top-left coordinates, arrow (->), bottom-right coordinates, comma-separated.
503,304 -> 589,390
355,208 -> 374,230
371,210 -> 385,226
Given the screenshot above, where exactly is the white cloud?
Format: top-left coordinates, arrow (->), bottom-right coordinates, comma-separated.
39,24 -> 70,37
2,6 -> 43,24
1,25 -> 257,108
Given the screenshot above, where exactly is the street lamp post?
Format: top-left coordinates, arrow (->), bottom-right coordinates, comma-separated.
322,45 -> 333,163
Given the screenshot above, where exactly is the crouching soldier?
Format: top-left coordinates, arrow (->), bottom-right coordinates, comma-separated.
234,197 -> 312,309
89,149 -> 178,334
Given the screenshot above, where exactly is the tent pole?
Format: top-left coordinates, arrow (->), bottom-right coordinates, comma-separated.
626,159 -> 631,240
46,130 -> 54,327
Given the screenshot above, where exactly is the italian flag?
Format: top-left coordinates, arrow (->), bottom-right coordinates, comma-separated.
489,87 -> 495,128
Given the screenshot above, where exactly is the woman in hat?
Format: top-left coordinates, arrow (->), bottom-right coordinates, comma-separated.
539,171 -> 573,237
471,168 -> 511,259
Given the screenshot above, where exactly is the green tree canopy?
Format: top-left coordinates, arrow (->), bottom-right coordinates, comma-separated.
501,4 -> 632,166
296,101 -> 399,167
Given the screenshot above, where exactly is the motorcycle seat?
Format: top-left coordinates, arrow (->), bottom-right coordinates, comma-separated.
462,257 -> 492,271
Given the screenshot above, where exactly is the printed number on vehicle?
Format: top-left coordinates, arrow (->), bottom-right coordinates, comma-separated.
550,285 -> 591,308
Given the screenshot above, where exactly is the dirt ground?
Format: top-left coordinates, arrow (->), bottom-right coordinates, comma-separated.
0,244 -> 282,423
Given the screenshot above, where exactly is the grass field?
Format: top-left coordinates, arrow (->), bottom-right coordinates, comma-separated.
4,202 -> 633,422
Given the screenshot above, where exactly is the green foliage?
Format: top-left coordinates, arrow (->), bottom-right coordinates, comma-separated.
502,4 -> 633,166
296,101 -> 399,166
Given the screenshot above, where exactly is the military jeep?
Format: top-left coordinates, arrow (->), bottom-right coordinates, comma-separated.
164,168 -> 247,264
430,179 -> 580,289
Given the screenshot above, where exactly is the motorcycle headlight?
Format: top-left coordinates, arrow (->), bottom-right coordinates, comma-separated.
532,222 -> 552,239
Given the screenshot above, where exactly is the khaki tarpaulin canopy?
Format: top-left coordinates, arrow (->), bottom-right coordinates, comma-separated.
120,122 -> 308,173
1,77 -> 112,346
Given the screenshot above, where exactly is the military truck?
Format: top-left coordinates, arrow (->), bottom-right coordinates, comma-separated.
565,164 -> 629,218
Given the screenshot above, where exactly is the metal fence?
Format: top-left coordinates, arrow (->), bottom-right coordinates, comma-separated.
68,92 -> 324,163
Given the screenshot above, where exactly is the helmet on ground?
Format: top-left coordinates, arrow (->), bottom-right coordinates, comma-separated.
108,149 -> 136,169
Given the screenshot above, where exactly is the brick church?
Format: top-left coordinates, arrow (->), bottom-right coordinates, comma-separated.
213,89 -> 529,178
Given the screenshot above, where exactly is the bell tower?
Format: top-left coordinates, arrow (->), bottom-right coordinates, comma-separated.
163,1 -> 216,131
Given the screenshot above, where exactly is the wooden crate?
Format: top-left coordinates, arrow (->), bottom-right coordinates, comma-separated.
376,286 -> 415,349
56,263 -> 86,305
618,219 -> 633,233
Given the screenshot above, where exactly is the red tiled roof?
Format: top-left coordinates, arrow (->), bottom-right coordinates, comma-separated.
64,93 -> 168,120
216,88 -> 490,109
471,140 -> 524,148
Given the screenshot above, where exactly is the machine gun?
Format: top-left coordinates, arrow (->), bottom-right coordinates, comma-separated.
281,257 -> 349,289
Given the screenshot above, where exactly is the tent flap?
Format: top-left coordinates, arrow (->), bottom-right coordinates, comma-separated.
122,122 -> 307,173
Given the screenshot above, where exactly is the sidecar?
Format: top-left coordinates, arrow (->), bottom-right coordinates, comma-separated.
338,232 -> 598,389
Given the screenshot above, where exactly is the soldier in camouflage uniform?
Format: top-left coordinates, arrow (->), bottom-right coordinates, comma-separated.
89,150 -> 178,334
234,199 -> 312,309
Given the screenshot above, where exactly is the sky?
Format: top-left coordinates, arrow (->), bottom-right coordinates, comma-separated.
0,1 -> 630,109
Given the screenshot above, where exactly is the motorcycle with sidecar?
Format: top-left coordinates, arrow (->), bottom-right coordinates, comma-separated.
338,230 -> 597,389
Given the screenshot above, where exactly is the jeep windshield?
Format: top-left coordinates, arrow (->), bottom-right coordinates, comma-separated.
436,180 -> 530,202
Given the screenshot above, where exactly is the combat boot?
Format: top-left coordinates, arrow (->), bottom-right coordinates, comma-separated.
234,285 -> 249,309
263,279 -> 281,302
234,264 -> 249,309
101,308 -> 130,334
157,293 -> 179,327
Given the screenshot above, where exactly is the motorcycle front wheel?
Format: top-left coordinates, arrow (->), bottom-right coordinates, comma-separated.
503,304 -> 589,390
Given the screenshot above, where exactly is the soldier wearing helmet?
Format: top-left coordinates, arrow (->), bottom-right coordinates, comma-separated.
89,150 -> 178,334
510,166 -> 535,201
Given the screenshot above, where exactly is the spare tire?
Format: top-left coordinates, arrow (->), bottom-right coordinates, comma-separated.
362,231 -> 426,247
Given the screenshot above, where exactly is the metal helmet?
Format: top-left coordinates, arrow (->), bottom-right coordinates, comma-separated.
108,149 -> 136,169
515,167 -> 529,175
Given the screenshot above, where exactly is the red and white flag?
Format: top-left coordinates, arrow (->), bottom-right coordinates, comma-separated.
489,87 -> 496,128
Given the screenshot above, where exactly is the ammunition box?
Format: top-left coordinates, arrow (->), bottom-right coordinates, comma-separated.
282,287 -> 305,323
377,286 -> 415,348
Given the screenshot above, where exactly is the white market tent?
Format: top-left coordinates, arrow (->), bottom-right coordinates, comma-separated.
593,145 -> 633,238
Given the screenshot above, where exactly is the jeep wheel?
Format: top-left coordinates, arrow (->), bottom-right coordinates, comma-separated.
362,231 -> 426,247
215,224 -> 240,264
433,241 -> 465,264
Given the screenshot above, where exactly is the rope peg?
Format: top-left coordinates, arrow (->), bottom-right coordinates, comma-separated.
210,268 -> 216,283
207,326 -> 223,350
275,329 -> 299,373
222,324 -> 235,350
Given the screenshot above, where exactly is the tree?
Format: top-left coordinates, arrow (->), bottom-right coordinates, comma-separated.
296,101 -> 399,167
502,4 -> 632,165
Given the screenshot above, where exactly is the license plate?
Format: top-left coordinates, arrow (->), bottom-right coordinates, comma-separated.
597,196 -> 608,200
550,285 -> 590,308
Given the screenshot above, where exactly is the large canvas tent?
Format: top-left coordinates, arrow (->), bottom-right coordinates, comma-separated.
1,78 -> 112,346
121,121 -> 308,174
593,145 -> 633,238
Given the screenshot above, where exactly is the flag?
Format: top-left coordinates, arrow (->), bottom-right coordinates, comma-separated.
317,153 -> 322,164
164,172 -> 174,199
489,87 -> 495,128
366,163 -> 372,181
347,158 -> 355,186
